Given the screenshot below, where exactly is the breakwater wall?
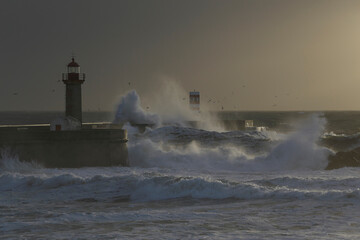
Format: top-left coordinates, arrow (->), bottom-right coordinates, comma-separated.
0,125 -> 128,168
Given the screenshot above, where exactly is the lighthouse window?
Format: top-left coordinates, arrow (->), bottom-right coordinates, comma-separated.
68,66 -> 80,73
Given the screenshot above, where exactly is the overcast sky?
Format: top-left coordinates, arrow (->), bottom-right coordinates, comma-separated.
1,0 -> 360,111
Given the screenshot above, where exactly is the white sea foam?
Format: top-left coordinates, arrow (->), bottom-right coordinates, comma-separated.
2,168 -> 360,203
323,131 -> 360,139
251,114 -> 331,171
129,173 -> 360,202
0,148 -> 42,173
127,114 -> 331,172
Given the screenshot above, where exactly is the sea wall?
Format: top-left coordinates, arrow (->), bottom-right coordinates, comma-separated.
0,126 -> 128,168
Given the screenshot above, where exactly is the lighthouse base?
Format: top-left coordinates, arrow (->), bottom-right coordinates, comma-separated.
0,126 -> 128,168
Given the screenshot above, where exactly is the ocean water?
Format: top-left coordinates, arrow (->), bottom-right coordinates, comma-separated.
2,111 -> 360,239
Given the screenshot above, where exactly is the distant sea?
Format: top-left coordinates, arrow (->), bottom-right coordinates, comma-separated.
1,111 -> 360,239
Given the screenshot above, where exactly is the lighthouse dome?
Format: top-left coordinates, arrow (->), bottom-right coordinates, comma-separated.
68,58 -> 79,67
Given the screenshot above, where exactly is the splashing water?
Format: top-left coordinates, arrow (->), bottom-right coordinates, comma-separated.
127,113 -> 331,172
113,90 -> 160,125
0,148 -> 42,173
2,109 -> 360,239
113,80 -> 226,131
112,84 -> 332,172
252,114 -> 331,171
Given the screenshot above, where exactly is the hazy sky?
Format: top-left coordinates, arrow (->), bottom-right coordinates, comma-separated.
1,0 -> 360,111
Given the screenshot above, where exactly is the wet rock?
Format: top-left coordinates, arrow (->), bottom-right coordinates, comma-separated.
326,147 -> 360,170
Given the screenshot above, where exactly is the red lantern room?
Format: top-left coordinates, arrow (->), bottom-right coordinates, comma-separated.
63,58 -> 85,82
68,58 -> 79,71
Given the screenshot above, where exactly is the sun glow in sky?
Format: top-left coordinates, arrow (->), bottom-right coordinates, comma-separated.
1,0 -> 360,111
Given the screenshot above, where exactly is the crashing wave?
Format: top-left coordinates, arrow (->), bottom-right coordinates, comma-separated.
2,169 -> 360,202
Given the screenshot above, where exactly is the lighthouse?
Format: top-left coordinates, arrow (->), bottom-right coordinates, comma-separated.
189,91 -> 200,111
62,58 -> 85,123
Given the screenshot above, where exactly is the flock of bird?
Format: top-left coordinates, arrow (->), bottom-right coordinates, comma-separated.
10,80 -> 293,111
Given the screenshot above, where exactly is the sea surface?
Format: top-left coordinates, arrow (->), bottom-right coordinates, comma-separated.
2,111 -> 360,239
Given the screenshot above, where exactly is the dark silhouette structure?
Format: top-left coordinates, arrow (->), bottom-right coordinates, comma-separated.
62,58 -> 85,123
